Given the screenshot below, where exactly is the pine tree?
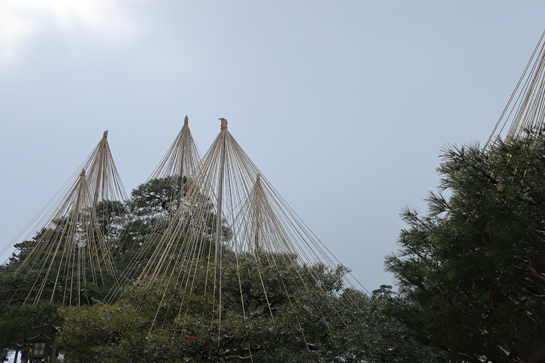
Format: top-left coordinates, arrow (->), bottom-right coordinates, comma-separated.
386,137 -> 545,363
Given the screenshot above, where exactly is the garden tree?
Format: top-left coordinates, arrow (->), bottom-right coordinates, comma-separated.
115,176 -> 193,255
0,204 -> 119,357
0,239 -> 116,357
127,176 -> 189,217
0,236 -> 65,355
113,176 -> 232,278
0,175 -> 235,357
0,178 -> 183,347
0,209 -> 117,304
58,258 -> 449,363
360,285 -> 451,363
386,137 -> 545,363
0,302 -> 61,361
59,253 -> 370,363
94,200 -> 126,247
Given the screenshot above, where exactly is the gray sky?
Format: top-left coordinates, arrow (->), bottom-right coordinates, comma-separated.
1,1 -> 544,290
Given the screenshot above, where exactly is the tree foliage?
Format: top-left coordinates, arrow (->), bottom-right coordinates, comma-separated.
58,254 -> 449,363
386,138 -> 545,362
58,253 -> 361,362
0,177 -> 236,357
0,167 -> 468,362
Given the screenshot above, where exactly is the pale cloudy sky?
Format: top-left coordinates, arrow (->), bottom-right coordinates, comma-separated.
1,1 -> 544,290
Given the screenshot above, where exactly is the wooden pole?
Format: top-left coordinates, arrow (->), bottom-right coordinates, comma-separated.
254,174 -> 261,252
67,170 -> 85,256
215,119 -> 228,262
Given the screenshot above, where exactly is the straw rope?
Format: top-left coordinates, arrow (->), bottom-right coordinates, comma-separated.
486,28 -> 545,149
4,132 -> 127,306
109,118 -> 367,354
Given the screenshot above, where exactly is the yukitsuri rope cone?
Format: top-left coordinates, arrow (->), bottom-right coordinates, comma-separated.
112,118 -> 366,359
486,29 -> 545,148
108,115 -> 202,289
148,116 -> 201,182
2,131 -> 127,306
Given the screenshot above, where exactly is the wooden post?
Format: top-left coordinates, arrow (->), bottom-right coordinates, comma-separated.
178,116 -> 188,191
51,335 -> 57,363
215,119 -> 228,262
254,174 -> 261,252
66,170 -> 85,257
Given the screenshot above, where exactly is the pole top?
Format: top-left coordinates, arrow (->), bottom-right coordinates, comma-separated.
80,169 -> 86,177
219,118 -> 228,130
103,130 -> 108,139
184,115 -> 188,125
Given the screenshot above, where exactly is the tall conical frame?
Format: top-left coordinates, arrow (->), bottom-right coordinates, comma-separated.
108,116 -> 202,288
3,131 -> 127,306
113,118 -> 366,359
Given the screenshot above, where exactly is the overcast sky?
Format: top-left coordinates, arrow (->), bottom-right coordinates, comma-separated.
1,1 -> 544,290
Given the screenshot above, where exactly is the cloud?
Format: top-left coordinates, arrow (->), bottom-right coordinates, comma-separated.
0,0 -> 140,62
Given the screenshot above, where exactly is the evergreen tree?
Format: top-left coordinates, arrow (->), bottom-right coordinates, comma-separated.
386,137 -> 545,362
0,176 -> 233,357
59,253 -> 362,363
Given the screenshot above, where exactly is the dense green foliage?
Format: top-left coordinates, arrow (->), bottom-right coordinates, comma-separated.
386,138 -> 545,362
58,262 -> 446,363
58,254 -> 357,362
0,177 -> 186,358
12,137 -> 545,363
114,176 -> 231,277
0,204 -> 117,359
